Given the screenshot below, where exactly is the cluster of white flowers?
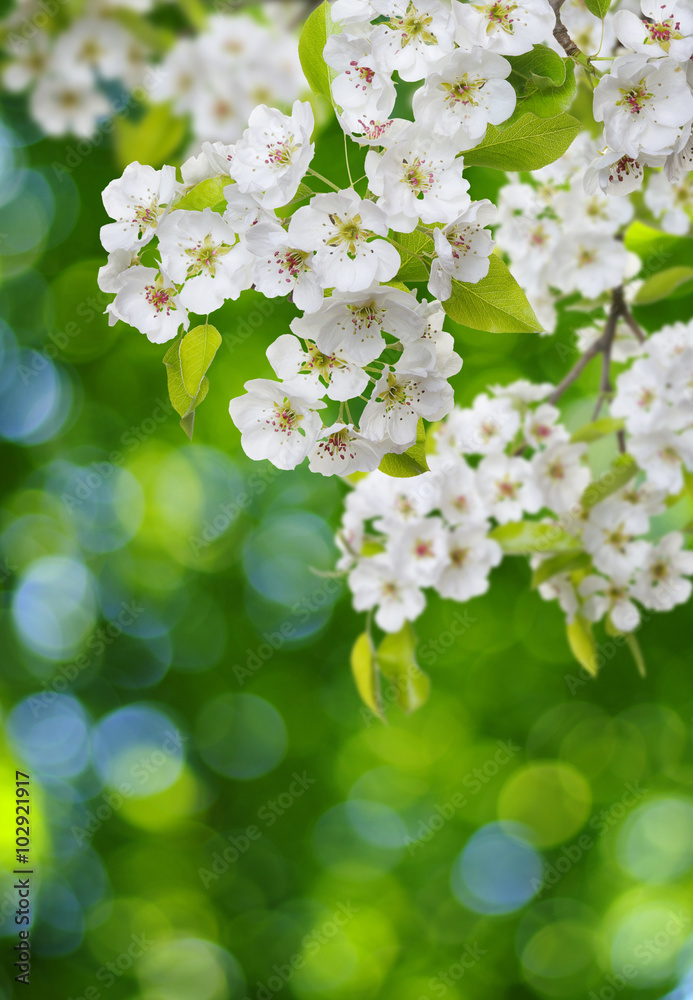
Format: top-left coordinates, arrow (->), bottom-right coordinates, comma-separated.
338,319 -> 693,635
585,0 -> 693,197
1,0 -> 152,136
148,8 -> 306,145
337,378 -> 587,630
1,0 -> 306,141
493,132 -> 639,331
102,0 -> 575,475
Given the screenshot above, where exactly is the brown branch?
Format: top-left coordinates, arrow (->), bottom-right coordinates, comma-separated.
549,0 -> 580,58
549,287 -> 628,409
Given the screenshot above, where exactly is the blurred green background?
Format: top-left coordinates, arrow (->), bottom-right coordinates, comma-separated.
2,4 -> 693,1000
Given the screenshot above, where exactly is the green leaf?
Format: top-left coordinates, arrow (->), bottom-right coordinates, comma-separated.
379,419 -> 429,478
114,104 -> 186,169
581,453 -> 638,508
509,44 -> 567,90
570,416 -> 625,443
350,632 -> 383,718
624,221 -> 693,279
584,0 -> 612,17
463,112 -> 582,171
490,521 -> 582,555
376,623 -> 430,714
508,52 -> 577,119
633,266 -> 693,305
174,178 -> 230,212
298,1 -> 337,101
393,230 -> 435,282
566,614 -> 598,676
443,254 -> 542,333
162,333 -> 210,440
179,323 -> 222,397
531,551 -> 591,588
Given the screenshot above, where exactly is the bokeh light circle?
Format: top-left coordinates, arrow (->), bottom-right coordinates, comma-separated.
451,822 -> 542,915
498,761 -> 592,848
618,798 -> 693,884
195,693 -> 287,780
92,705 -> 185,799
12,555 -> 97,660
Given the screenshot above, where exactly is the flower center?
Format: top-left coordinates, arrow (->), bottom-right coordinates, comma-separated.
275,247 -> 310,278
347,60 -> 376,85
477,2 -> 519,33
451,547 -> 469,567
378,373 -> 410,410
318,428 -> 354,459
266,134 -> 300,167
577,247 -> 597,267
388,4 -> 438,47
326,213 -> 369,255
269,398 -> 302,434
617,80 -> 653,115
348,302 -> 384,328
401,157 -> 434,195
496,478 -> 519,500
442,75 -> 485,107
644,16 -> 682,49
414,540 -> 434,558
185,234 -> 232,278
144,280 -> 177,315
134,200 -> 164,234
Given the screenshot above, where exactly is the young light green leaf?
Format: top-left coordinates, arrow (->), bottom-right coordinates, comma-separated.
174,177 -> 230,212
376,623 -> 430,714
584,0 -> 612,18
393,229 -> 435,282
463,112 -> 582,171
633,266 -> 693,305
490,521 -> 582,554
581,454 -> 638,508
509,58 -> 576,119
162,334 -> 210,440
350,632 -> 383,718
508,45 -> 566,90
443,255 -> 542,333
566,614 -> 598,676
114,103 -> 186,169
298,1 -> 337,102
379,419 -> 429,478
531,551 -> 591,588
570,416 -> 625,443
179,323 -> 222,397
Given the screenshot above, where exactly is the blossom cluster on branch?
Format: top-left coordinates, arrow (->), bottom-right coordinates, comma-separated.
338,317 -> 693,686
90,0 -> 693,697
